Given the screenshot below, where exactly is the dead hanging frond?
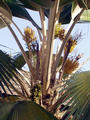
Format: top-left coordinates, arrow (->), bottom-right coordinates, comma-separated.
24,27 -> 41,86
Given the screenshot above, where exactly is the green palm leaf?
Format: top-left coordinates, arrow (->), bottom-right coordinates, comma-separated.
58,71 -> 90,120
6,0 -> 41,29
0,50 -> 29,97
0,102 -> 15,120
0,100 -> 58,120
13,51 -> 29,69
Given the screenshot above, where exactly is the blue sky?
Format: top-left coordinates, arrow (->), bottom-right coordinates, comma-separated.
0,10 -> 90,71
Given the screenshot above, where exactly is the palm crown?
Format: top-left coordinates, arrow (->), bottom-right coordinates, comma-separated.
0,0 -> 90,29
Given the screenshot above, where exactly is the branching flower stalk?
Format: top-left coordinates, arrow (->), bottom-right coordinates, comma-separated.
59,37 -> 78,81
51,6 -> 84,80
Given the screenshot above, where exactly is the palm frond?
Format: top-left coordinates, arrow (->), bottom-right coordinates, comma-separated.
0,100 -> 58,120
56,71 -> 90,120
0,50 -> 30,97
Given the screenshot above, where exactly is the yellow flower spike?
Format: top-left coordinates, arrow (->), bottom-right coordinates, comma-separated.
69,40 -> 77,53
55,23 -> 65,40
55,24 -> 61,35
24,27 -> 31,35
24,27 -> 36,43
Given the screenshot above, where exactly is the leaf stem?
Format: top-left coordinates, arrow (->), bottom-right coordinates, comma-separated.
43,0 -> 61,95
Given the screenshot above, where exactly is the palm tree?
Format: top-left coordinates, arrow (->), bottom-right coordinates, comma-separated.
0,0 -> 90,119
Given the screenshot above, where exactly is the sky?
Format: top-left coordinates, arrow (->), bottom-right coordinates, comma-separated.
0,10 -> 90,71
